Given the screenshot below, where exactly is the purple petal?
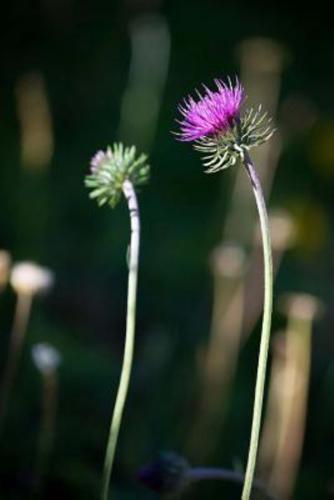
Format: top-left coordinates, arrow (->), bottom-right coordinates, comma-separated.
175,77 -> 245,142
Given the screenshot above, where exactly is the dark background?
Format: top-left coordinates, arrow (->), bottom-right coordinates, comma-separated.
0,0 -> 334,498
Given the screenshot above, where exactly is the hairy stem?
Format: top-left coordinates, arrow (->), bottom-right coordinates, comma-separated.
241,153 -> 273,500
101,179 -> 140,500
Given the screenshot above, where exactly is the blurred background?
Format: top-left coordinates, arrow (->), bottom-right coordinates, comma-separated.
0,0 -> 334,498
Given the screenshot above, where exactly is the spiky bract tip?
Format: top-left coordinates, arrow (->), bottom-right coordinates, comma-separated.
85,143 -> 150,208
194,105 -> 275,173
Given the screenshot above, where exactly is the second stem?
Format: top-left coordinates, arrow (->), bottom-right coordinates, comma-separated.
101,179 -> 140,500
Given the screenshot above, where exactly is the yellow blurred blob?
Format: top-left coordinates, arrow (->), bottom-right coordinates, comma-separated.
15,73 -> 54,171
0,250 -> 11,291
288,199 -> 329,254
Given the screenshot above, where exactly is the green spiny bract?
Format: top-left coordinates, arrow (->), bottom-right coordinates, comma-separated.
85,143 -> 150,208
194,105 -> 275,174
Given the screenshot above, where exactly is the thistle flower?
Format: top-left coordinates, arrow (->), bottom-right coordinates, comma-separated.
85,143 -> 150,208
175,77 -> 275,500
177,79 -> 244,142
176,78 -> 274,172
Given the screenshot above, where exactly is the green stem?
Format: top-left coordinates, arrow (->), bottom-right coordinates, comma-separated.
241,152 -> 273,500
101,179 -> 140,500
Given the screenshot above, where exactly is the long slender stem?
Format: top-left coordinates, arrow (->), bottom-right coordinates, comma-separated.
0,292 -> 33,427
241,152 -> 273,500
101,179 -> 140,500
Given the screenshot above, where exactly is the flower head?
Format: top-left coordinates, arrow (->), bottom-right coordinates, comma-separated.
177,78 -> 244,142
10,262 -> 54,296
175,77 -> 275,173
85,143 -> 150,208
32,342 -> 62,375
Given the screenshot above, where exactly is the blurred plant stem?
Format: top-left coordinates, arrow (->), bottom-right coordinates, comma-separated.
101,180 -> 140,500
241,152 -> 273,500
188,211 -> 294,461
118,14 -> 170,150
260,294 -> 319,499
0,250 -> 11,292
15,72 -> 54,171
187,244 -> 246,457
0,292 -> 32,427
33,370 -> 58,496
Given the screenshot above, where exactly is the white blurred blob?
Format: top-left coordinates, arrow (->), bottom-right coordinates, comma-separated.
254,208 -> 296,250
210,243 -> 246,278
0,250 -> 11,290
32,343 -> 62,375
268,209 -> 296,250
118,13 -> 171,149
10,262 -> 54,296
278,292 -> 323,321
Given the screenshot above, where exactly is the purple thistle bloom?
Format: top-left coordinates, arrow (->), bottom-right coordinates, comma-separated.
176,78 -> 245,142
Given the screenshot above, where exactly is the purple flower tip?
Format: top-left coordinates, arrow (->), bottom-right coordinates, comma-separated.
90,151 -> 104,173
90,147 -> 113,173
176,78 -> 245,142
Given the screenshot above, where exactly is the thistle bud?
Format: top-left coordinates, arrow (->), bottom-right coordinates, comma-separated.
85,143 -> 150,208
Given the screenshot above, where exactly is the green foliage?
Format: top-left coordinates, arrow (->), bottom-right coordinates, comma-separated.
85,143 -> 150,208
